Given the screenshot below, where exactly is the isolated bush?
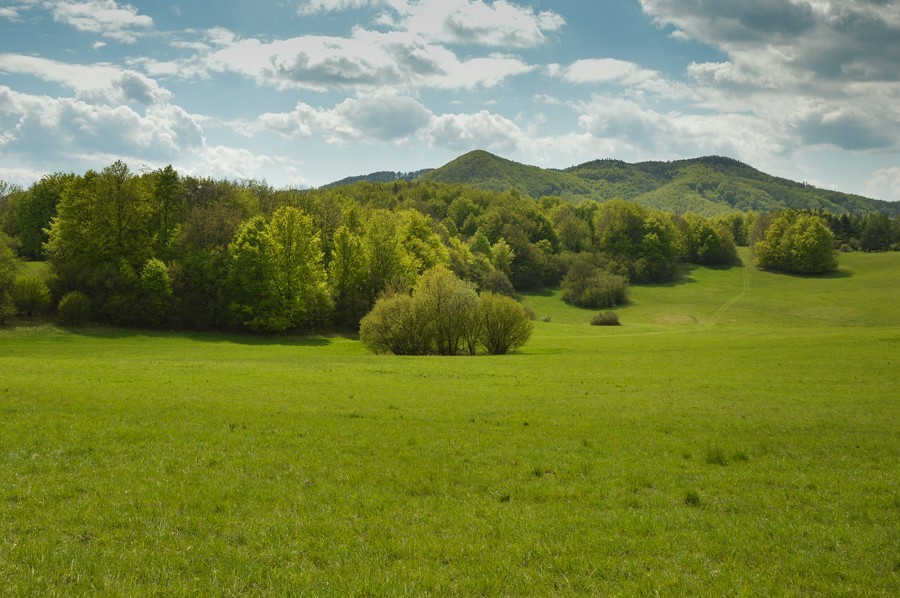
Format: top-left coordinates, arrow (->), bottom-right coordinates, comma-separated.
591,311 -> 620,326
561,260 -> 628,308
11,273 -> 51,316
57,290 -> 91,325
359,268 -> 533,356
478,291 -> 533,355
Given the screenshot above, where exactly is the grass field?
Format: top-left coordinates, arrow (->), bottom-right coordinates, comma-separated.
1,250 -> 898,595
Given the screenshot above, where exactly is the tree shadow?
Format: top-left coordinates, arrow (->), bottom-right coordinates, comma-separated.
61,324 -> 334,347
761,267 -> 854,280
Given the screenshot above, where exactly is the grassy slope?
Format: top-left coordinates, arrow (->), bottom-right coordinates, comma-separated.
1,251 -> 898,594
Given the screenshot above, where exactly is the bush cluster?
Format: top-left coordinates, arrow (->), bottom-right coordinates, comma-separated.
359,266 -> 532,355
561,260 -> 628,308
753,210 -> 838,274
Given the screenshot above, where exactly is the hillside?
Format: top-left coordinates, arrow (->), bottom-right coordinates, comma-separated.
416,151 -> 900,217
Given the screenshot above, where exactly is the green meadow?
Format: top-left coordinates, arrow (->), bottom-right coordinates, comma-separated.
1,250 -> 898,595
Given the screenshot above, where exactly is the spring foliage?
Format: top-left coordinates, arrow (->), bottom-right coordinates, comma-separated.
753,211 -> 838,274
360,266 -> 532,355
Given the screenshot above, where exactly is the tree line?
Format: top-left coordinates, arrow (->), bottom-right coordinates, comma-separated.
1,162 -> 896,331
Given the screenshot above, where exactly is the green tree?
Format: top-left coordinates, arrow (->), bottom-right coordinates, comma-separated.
754,211 -> 838,274
139,258 -> 173,328
329,225 -> 368,328
0,233 -> 19,323
679,213 -> 738,265
2,174 -> 72,259
227,216 -> 282,332
268,206 -> 331,329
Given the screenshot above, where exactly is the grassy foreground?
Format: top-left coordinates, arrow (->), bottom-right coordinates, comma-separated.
1,251 -> 898,595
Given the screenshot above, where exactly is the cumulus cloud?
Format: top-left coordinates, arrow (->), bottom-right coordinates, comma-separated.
184,145 -> 310,186
638,0 -> 900,156
0,85 -> 203,162
866,166 -> 900,201
299,0 -> 565,47
0,54 -> 172,106
571,94 -> 786,167
164,28 -> 534,92
549,58 -> 697,100
425,110 -> 527,154
258,93 -> 433,143
49,0 -> 154,44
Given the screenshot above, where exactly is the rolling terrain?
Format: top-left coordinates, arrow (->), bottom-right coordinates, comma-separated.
329,150 -> 900,217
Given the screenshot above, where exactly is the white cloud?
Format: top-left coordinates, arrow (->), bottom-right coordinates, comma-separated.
0,7 -> 23,21
49,0 -> 154,44
549,58 -> 697,101
866,166 -> 900,201
425,110 -> 527,154
0,84 -> 202,162
258,93 -> 433,143
164,28 -> 534,92
299,0 -> 565,47
0,54 -> 172,106
183,146 -> 311,186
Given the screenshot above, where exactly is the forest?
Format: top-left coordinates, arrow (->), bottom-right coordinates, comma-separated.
1,160 -> 899,338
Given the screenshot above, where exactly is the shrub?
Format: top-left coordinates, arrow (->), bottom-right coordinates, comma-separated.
359,270 -> 533,356
561,260 -> 628,308
591,311 -> 620,326
477,291 -> 533,355
57,290 -> 91,325
359,293 -> 428,355
11,273 -> 51,316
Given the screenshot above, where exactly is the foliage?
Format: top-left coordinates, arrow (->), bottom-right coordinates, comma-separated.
594,200 -> 679,283
360,267 -> 531,355
57,290 -> 91,325
11,273 -> 51,316
753,211 -> 838,274
0,233 -> 18,323
477,291 -> 533,355
561,260 -> 629,308
591,311 -> 620,326
480,268 -> 515,296
678,213 -> 739,265
139,258 -> 173,328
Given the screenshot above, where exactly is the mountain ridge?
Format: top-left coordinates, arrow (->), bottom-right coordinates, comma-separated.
322,150 -> 899,217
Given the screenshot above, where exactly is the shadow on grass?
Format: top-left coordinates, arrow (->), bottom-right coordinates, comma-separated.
60,324 -> 335,347
759,267 -> 854,280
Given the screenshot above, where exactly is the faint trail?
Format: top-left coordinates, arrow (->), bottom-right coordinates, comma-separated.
705,258 -> 751,329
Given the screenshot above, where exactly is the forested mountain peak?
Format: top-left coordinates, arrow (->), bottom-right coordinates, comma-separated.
418,151 -> 899,217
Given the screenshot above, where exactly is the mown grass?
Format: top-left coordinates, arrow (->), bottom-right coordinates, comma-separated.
1,251 -> 898,595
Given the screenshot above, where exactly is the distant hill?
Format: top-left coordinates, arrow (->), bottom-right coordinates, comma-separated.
324,151 -> 898,216
421,151 -> 900,217
321,169 -> 433,189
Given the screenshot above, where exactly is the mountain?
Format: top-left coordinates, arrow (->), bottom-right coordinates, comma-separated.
320,168 -> 433,189
326,151 -> 898,216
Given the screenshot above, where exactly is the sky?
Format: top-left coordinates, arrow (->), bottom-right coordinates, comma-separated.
1,0 -> 899,200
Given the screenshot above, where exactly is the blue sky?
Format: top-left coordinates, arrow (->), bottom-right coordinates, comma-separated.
1,0 -> 899,200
